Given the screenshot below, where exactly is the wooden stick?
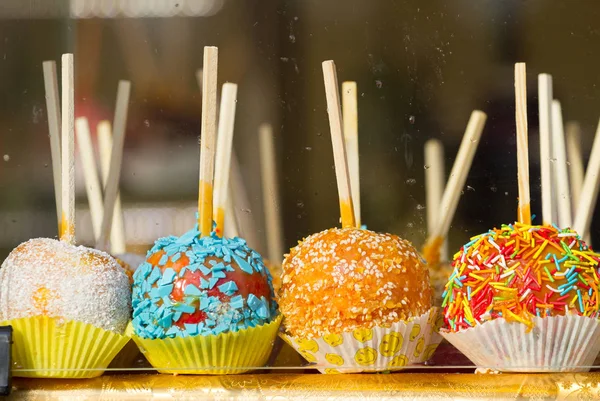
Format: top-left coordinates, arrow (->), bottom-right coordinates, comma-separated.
322,60 -> 355,228
342,81 -> 361,227
97,81 -> 131,250
198,46 -> 218,237
97,121 -> 127,254
42,60 -> 62,231
573,118 -> 600,238
566,122 -> 590,244
213,83 -> 238,237
259,123 -> 284,264
433,111 -> 487,240
223,194 -> 239,238
538,74 -> 555,225
195,69 -> 203,91
551,100 -> 572,228
515,63 -> 531,224
424,139 -> 447,261
75,117 -> 103,241
60,54 -> 75,244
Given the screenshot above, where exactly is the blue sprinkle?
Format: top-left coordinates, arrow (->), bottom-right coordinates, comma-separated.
173,311 -> 182,322
184,323 -> 199,336
179,266 -> 188,277
161,268 -> 177,285
256,303 -> 270,319
213,323 -> 228,335
200,278 -> 210,289
218,281 -> 238,296
158,313 -> 174,328
230,295 -> 244,309
148,267 -> 161,285
172,253 -> 181,263
176,229 -> 199,245
467,286 -> 472,300
174,303 -> 196,314
209,260 -> 217,266
212,262 -> 225,272
205,318 -> 216,327
209,277 -> 219,289
200,297 -> 210,311
184,284 -> 202,296
577,289 -> 585,313
247,294 -> 261,311
165,326 -> 180,338
150,287 -> 162,300
225,264 -> 235,272
212,270 -> 226,279
158,284 -> 174,298
233,254 -> 254,274
158,254 -> 169,266
199,264 -> 212,276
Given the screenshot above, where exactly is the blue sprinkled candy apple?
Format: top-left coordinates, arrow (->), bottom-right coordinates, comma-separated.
132,225 -> 278,340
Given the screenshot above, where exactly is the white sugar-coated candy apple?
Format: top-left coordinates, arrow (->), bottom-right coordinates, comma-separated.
0,238 -> 131,333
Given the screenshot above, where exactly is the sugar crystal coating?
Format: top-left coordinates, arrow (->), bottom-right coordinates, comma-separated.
132,226 -> 278,339
279,227 -> 432,339
443,223 -> 600,332
0,238 -> 131,333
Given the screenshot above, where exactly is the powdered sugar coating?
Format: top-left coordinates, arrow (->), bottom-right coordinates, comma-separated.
279,227 -> 432,339
0,238 -> 131,333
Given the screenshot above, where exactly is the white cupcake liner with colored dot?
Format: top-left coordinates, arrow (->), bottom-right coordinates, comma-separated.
441,314 -> 600,372
132,314 -> 282,374
1,316 -> 130,378
280,308 -> 443,374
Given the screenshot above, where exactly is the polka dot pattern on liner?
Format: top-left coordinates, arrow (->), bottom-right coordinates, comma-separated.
0,238 -> 131,333
132,226 -> 278,340
443,223 -> 600,332
279,227 -> 432,339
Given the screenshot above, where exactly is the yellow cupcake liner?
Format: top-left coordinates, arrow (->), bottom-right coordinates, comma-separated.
132,315 -> 282,374
0,316 -> 130,378
280,308 -> 443,373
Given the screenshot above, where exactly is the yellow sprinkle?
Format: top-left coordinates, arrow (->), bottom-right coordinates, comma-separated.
469,273 -> 486,281
533,240 -> 548,259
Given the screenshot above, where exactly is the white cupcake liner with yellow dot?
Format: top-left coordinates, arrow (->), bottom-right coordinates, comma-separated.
280,308 -> 443,373
1,316 -> 130,378
132,315 -> 282,375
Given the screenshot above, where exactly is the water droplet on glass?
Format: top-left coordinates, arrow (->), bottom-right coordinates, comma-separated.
505,192 -> 509,196
406,222 -> 414,228
296,201 -> 304,208
289,34 -> 296,43
375,80 -> 383,89
305,146 -> 312,151
490,186 -> 498,193
466,185 -> 475,192
44,163 -> 48,168
406,178 -> 417,185
416,204 -> 425,210
409,115 -> 415,124
424,164 -> 430,170
3,154 -> 9,162
144,119 -> 150,127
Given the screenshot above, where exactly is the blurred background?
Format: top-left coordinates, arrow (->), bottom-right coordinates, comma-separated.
1,0 -> 600,261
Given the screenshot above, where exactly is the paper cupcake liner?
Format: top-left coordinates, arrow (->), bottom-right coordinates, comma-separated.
1,316 -> 130,378
441,315 -> 600,372
280,308 -> 443,374
132,315 -> 282,374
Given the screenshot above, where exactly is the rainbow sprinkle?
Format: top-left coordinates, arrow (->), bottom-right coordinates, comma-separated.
443,223 -> 600,332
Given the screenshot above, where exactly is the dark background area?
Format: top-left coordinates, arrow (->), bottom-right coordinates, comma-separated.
1,0 -> 600,261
